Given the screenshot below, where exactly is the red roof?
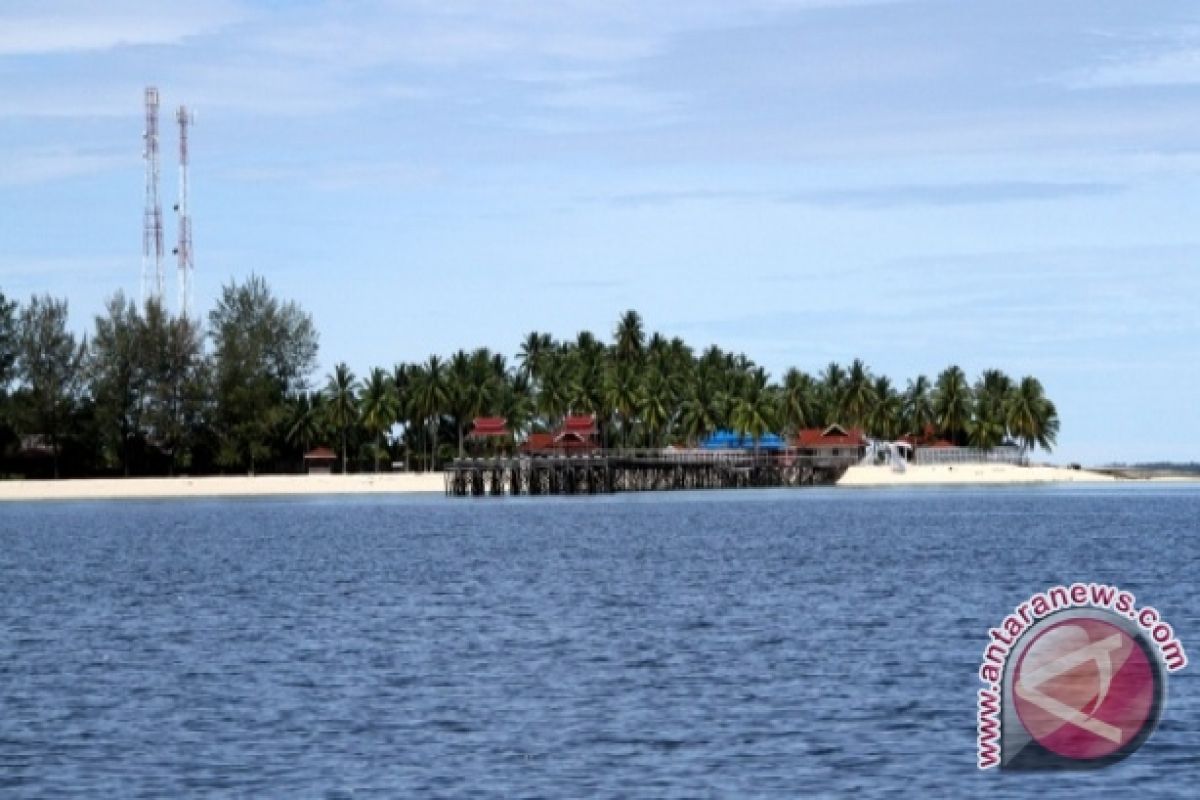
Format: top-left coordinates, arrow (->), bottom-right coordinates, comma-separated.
561,415 -> 598,435
469,416 -> 510,437
521,430 -> 600,453
794,424 -> 866,449
901,424 -> 947,447
304,446 -> 337,460
521,433 -> 555,452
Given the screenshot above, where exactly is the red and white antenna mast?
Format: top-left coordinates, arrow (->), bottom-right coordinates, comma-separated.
174,105 -> 194,319
142,87 -> 164,304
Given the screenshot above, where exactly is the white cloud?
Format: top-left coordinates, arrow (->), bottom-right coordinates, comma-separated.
0,147 -> 134,185
1066,48 -> 1200,88
0,1 -> 244,55
225,161 -> 442,191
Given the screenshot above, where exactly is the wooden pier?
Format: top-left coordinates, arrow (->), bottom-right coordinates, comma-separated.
444,449 -> 856,497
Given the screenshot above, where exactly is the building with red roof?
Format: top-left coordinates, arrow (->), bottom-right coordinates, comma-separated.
520,415 -> 601,454
303,446 -> 338,474
468,417 -> 511,439
793,424 -> 868,461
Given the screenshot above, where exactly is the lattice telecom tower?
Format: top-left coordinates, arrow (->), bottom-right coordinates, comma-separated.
141,87 -> 164,304
174,105 -> 194,319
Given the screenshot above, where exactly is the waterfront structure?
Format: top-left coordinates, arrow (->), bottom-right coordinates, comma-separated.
793,424 -> 869,462
520,415 -> 601,454
701,430 -> 787,451
303,446 -> 337,474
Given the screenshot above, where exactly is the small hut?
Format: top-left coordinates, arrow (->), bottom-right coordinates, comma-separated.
303,446 -> 338,474
468,417 -> 512,454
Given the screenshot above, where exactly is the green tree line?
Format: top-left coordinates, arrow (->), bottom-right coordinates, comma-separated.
0,287 -> 1059,478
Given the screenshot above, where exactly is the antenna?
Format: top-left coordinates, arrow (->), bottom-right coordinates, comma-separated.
174,105 -> 194,319
142,87 -> 164,304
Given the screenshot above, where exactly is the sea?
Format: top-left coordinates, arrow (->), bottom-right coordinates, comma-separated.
1,484 -> 1197,798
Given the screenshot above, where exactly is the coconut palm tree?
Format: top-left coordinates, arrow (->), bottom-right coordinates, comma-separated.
359,368 -> 399,472
975,369 -> 1012,423
413,355 -> 449,470
604,360 -> 640,448
933,365 -> 972,444
285,390 -> 327,456
779,368 -> 819,434
536,355 -> 570,429
646,331 -> 669,366
323,362 -> 359,473
613,309 -> 645,364
902,375 -> 934,436
678,373 -> 721,446
1005,376 -> 1060,452
637,369 -> 673,447
391,362 -> 420,470
487,351 -> 508,383
565,335 -> 606,420
699,344 -> 725,375
458,349 -> 498,456
819,361 -> 847,425
728,367 -> 777,452
517,331 -> 552,383
667,337 -> 693,372
447,349 -> 476,458
867,376 -> 903,440
841,358 -> 876,429
969,369 -> 1013,450
498,373 -> 534,443
967,412 -> 1006,450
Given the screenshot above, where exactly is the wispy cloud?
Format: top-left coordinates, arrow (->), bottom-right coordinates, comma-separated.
594,181 -> 1123,209
781,180 -> 1125,207
598,189 -> 763,207
225,161 -> 443,191
0,147 -> 134,185
1065,48 -> 1200,88
0,1 -> 243,56
1060,23 -> 1200,89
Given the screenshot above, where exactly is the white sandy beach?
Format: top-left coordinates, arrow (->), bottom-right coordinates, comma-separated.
0,472 -> 446,502
1,464 -> 1192,501
839,463 -> 1163,486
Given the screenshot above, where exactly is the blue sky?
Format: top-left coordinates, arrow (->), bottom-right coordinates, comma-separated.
1,0 -> 1198,463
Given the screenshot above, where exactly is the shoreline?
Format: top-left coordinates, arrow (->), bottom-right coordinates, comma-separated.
1,464 -> 1194,501
837,463 -> 1194,486
0,473 -> 446,502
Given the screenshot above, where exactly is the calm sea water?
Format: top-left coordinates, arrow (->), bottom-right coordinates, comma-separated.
2,485 -> 1197,798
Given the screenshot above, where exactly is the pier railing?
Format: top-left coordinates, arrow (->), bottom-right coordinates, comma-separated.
913,446 -> 1026,466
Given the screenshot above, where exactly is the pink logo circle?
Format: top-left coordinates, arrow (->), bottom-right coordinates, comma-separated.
1013,617 -> 1156,760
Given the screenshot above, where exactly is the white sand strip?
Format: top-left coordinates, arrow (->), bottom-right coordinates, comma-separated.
839,463 -> 1129,486
0,473 -> 446,501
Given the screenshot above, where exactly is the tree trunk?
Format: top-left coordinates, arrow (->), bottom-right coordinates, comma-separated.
430,419 -> 438,471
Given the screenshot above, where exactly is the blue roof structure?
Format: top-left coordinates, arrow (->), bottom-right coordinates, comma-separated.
700,430 -> 786,451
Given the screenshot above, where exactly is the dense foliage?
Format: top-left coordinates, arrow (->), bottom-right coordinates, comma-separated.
0,288 -> 1060,477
